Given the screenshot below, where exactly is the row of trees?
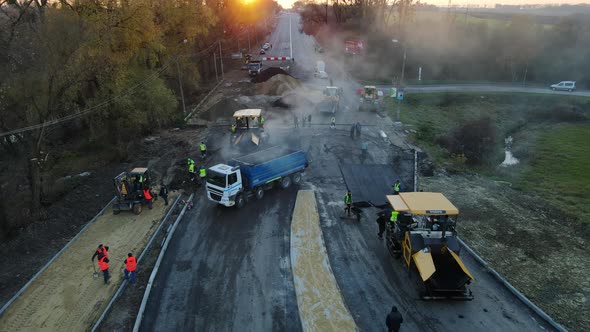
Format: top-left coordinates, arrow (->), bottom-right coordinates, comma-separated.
299,1 -> 590,87
0,0 -> 279,238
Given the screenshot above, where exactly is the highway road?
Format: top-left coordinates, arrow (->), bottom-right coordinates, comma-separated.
140,11 -> 558,332
381,84 -> 590,97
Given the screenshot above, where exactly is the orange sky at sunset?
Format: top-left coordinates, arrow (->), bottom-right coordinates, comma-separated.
278,0 -> 590,8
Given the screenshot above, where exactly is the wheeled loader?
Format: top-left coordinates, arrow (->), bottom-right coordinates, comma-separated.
112,168 -> 153,215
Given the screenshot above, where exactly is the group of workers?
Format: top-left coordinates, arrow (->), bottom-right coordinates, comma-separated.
342,180 -> 402,239
293,114 -> 312,128
91,244 -> 137,285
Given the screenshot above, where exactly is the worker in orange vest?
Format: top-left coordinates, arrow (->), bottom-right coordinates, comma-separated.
143,188 -> 153,209
98,255 -> 110,284
124,253 -> 137,284
91,244 -> 109,262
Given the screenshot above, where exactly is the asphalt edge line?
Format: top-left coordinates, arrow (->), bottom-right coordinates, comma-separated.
132,193 -> 194,332
458,238 -> 567,332
0,196 -> 116,317
90,194 -> 183,332
290,190 -> 358,332
183,80 -> 224,122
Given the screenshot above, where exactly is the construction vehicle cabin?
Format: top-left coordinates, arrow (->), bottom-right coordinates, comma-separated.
113,168 -> 151,215
386,192 -> 475,300
232,109 -> 264,146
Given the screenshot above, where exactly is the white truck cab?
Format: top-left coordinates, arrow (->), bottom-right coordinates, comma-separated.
206,164 -> 243,207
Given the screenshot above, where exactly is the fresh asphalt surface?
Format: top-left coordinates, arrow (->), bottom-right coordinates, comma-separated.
142,12 -> 557,331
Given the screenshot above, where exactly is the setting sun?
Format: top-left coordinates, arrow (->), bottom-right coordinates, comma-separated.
243,0 -> 254,4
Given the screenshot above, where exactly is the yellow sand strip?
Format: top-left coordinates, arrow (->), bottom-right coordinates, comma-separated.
290,190 -> 357,332
0,195 -> 176,332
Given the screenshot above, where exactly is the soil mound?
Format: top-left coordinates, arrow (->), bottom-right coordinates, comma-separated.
256,74 -> 301,96
252,67 -> 289,83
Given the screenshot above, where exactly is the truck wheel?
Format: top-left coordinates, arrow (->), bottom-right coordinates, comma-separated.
292,173 -> 302,184
255,187 -> 264,200
133,203 -> 142,215
281,176 -> 292,189
113,209 -> 120,215
236,194 -> 245,209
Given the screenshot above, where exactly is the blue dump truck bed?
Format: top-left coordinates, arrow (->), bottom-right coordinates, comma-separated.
229,146 -> 308,188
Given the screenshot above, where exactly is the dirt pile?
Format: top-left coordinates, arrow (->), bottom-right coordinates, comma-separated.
256,74 -> 301,96
251,67 -> 289,83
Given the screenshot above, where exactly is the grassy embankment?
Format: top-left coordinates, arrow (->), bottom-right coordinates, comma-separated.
392,92 -> 590,223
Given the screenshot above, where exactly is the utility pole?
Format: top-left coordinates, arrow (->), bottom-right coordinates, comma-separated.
396,46 -> 407,122
176,57 -> 186,115
213,52 -> 218,82
219,40 -> 224,80
248,28 -> 251,53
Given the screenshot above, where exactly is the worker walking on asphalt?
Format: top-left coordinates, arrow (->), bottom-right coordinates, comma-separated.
392,180 -> 401,195
260,116 -> 265,128
294,115 -> 299,128
200,142 -> 207,159
124,253 -> 137,284
98,255 -> 110,284
92,244 -> 109,262
331,117 -> 336,129
231,123 -> 236,133
188,158 -> 196,182
344,191 -> 352,217
159,183 -> 169,206
386,305 -> 404,332
199,165 -> 207,186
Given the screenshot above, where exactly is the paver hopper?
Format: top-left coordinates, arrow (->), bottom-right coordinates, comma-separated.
384,192 -> 475,300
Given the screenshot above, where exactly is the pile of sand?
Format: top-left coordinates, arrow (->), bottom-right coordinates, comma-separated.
256,74 -> 302,96
251,67 -> 289,83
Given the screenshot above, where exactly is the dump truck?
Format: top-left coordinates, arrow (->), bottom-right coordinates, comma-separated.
248,61 -> 262,76
316,86 -> 342,114
358,85 -> 383,111
112,167 -> 152,215
206,146 -> 308,208
383,192 -> 475,300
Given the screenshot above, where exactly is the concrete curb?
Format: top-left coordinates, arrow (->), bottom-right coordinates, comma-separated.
458,238 -> 567,332
132,193 -> 194,332
0,196 -> 116,317
90,194 -> 183,332
183,80 -> 225,122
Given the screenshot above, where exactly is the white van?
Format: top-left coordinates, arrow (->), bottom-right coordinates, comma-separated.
550,81 -> 576,92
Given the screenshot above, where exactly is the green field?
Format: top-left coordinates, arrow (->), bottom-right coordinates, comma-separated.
393,92 -> 590,222
521,125 -> 590,220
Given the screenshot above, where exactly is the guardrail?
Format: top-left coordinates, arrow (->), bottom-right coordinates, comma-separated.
90,194 -> 183,332
132,193 -> 194,332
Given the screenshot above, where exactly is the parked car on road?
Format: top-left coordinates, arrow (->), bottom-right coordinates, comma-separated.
259,48 -> 266,55
262,42 -> 271,50
550,81 -> 576,92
